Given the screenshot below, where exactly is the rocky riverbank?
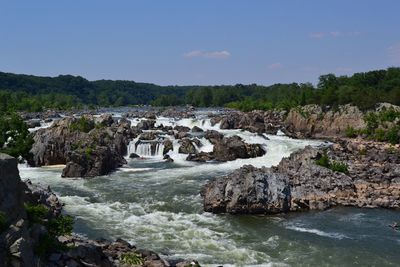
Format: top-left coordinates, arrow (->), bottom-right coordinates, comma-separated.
201,139 -> 400,214
0,153 -> 199,267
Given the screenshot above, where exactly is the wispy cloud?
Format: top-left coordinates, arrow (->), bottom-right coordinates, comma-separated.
184,50 -> 231,59
268,63 -> 283,70
309,31 -> 362,39
309,32 -> 326,39
388,43 -> 400,64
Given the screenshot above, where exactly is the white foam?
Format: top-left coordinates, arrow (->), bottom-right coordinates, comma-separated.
285,225 -> 349,240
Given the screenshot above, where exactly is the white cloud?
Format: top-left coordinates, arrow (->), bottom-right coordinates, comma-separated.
183,50 -> 231,59
388,43 -> 400,64
309,31 -> 362,39
268,63 -> 283,70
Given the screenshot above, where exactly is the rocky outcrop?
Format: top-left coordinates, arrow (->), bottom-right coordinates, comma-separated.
212,136 -> 265,161
187,135 -> 265,162
201,165 -> 290,214
218,110 -> 287,134
29,116 -> 134,177
0,153 -> 46,266
0,154 -> 199,266
285,104 -> 367,138
202,140 -> 400,214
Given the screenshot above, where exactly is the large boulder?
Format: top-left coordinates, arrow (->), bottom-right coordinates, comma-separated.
201,165 -> 290,214
212,136 -> 265,161
163,139 -> 174,155
62,147 -> 126,178
178,139 -> 197,154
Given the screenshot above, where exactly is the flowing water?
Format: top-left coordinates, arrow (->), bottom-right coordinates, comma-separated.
19,115 -> 400,266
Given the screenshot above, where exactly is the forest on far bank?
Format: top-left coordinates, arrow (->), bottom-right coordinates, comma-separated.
0,67 -> 399,113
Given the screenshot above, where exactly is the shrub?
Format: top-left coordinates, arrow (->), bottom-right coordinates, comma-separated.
25,203 -> 48,224
330,161 -> 349,174
316,151 -> 330,168
316,151 -> 349,174
345,126 -> 357,138
385,126 -> 400,145
120,252 -> 144,266
70,117 -> 94,133
48,215 -> 74,236
0,112 -> 34,159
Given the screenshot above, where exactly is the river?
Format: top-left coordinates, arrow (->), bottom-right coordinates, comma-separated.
19,114 -> 400,266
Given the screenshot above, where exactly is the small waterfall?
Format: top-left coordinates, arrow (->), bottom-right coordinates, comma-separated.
127,139 -> 165,157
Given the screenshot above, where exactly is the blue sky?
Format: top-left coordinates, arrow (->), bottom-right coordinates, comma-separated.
0,0 -> 399,85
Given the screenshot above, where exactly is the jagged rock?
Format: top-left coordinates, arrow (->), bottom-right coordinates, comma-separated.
0,154 -> 26,222
26,119 -> 41,128
201,165 -> 290,214
163,154 -> 174,162
139,132 -> 157,141
163,139 -> 173,155
136,120 -> 155,131
23,180 -> 63,217
174,126 -> 190,133
191,126 -> 204,133
96,114 -> 114,127
204,130 -> 223,144
186,152 -> 214,162
285,104 -> 366,138
202,140 -> 400,214
29,117 -> 133,177
178,139 -> 197,154
212,136 -> 265,161
62,147 -> 126,178
129,153 -> 140,159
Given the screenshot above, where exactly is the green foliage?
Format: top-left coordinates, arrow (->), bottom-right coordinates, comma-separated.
25,203 -> 74,258
48,215 -> 74,236
0,211 -> 7,233
120,252 -> 144,266
316,152 -> 330,168
0,67 -> 399,111
25,203 -> 48,224
363,108 -> 400,144
345,126 -> 358,138
0,112 -> 34,159
330,161 -> 349,174
70,117 -> 94,133
316,151 -> 349,174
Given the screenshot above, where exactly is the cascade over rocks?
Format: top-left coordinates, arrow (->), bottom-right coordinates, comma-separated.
0,153 -> 198,266
202,139 -> 400,214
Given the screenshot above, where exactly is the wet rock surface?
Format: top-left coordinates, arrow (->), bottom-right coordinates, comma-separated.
202,139 -> 400,214
0,153 -> 199,267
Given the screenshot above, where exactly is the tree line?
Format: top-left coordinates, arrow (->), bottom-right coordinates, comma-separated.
0,67 -> 399,112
